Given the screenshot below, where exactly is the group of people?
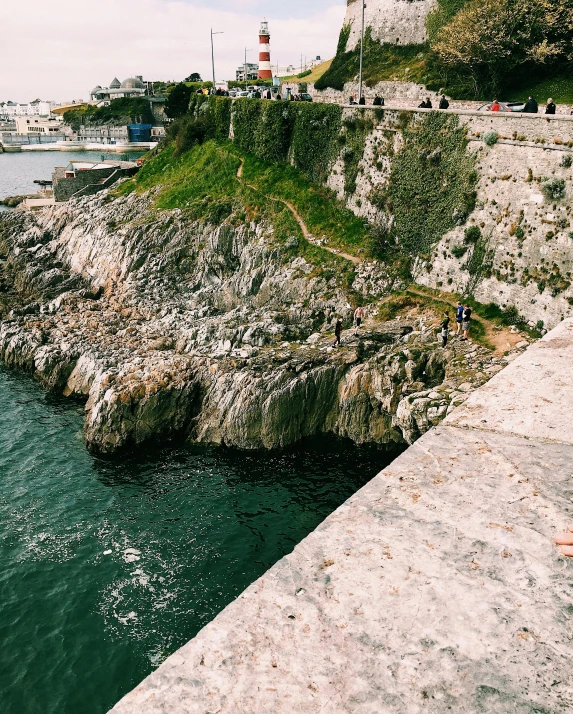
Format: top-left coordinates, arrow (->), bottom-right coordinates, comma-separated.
348,95 -> 385,106
332,307 -> 365,348
440,301 -> 472,348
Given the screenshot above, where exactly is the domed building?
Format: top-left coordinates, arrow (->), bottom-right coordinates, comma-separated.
90,76 -> 147,103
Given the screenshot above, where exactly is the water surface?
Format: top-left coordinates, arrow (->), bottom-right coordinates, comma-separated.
0,150 -> 144,201
0,366 -> 400,714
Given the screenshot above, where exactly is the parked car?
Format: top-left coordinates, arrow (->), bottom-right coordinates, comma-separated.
235,91 -> 249,98
478,102 -> 525,113
299,93 -> 313,102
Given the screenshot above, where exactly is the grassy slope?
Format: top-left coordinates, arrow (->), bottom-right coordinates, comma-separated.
280,59 -> 333,84
118,140 -> 370,256
115,140 -> 366,290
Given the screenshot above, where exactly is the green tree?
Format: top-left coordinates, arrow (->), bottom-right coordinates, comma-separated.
185,73 -> 202,82
165,82 -> 193,119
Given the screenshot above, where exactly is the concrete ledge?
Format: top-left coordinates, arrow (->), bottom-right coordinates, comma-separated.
110,321 -> 573,714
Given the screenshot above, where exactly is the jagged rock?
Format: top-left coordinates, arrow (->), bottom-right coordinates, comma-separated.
0,189 -> 527,454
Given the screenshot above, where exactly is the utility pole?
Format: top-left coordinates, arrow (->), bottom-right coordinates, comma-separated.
211,28 -> 223,93
358,2 -> 366,104
244,48 -> 253,90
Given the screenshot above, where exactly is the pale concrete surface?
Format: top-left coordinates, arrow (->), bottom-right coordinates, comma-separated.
446,320 -> 573,444
109,320 -> 573,714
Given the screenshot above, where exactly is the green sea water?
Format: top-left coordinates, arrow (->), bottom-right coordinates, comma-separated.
0,366 -> 400,714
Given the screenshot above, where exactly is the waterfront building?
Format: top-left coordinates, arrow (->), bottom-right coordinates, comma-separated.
15,116 -> 65,136
0,100 -> 54,118
90,77 -> 149,103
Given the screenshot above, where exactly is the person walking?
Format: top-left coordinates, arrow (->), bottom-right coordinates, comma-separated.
523,96 -> 538,113
333,318 -> 343,348
354,306 -> 365,333
441,312 -> 450,348
545,98 -> 556,115
461,304 -> 472,341
455,301 -> 464,336
439,95 -> 449,110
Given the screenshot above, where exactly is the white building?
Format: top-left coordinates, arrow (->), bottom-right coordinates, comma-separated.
0,100 -> 55,117
15,115 -> 65,136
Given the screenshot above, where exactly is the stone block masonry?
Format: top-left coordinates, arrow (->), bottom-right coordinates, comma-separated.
108,320 -> 573,713
343,0 -> 437,49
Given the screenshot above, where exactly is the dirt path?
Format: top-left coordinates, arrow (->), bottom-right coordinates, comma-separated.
405,287 -> 527,355
236,158 -> 360,265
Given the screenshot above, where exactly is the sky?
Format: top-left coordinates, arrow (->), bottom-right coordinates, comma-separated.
0,0 -> 346,103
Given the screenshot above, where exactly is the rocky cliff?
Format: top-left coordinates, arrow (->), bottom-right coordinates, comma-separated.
0,180 -> 518,454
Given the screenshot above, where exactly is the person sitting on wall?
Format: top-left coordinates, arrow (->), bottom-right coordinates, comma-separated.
349,95 -> 356,105
545,98 -> 556,115
418,97 -> 433,109
439,95 -> 449,109
373,96 -> 384,106
523,96 -> 539,113
359,96 -> 366,105
490,99 -> 501,112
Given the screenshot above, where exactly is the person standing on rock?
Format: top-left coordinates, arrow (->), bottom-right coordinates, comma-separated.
455,301 -> 464,336
441,312 -> 450,348
354,306 -> 365,334
334,318 -> 343,348
461,304 -> 472,341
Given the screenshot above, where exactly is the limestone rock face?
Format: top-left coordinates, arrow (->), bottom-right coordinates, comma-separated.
343,0 -> 437,50
0,188 -> 523,453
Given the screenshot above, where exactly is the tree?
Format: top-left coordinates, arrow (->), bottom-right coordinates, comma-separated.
185,72 -> 202,82
165,83 -> 193,119
432,0 -> 573,94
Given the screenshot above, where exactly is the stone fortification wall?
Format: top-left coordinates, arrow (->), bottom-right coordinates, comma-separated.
343,0 -> 436,49
327,106 -> 573,329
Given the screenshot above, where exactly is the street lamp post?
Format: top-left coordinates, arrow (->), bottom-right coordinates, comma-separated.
211,28 -> 224,93
244,48 -> 253,91
358,2 -> 366,103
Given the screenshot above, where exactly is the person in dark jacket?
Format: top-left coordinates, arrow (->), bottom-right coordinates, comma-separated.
440,312 -> 450,348
418,97 -> 433,109
373,96 -> 384,106
439,95 -> 449,110
545,98 -> 556,115
333,319 -> 343,348
358,96 -> 366,105
523,96 -> 538,113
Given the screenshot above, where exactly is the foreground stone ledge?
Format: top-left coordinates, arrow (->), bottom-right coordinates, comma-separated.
110,321 -> 573,714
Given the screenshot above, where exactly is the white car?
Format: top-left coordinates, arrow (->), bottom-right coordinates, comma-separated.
235,91 -> 250,98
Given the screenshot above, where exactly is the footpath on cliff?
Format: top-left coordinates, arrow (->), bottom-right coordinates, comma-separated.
110,318 -> 573,714
0,139 -> 537,455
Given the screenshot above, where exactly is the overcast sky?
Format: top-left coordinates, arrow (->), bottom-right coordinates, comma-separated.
0,0 -> 346,103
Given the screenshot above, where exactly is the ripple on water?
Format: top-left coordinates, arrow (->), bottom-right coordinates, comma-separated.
0,367 -> 402,714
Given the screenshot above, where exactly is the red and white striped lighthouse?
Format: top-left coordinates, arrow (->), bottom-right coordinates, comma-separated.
258,20 -> 272,79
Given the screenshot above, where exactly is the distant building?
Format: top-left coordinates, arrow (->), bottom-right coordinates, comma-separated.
236,63 -> 259,82
53,160 -> 139,202
0,100 -> 54,118
15,116 -> 64,136
90,76 -> 148,103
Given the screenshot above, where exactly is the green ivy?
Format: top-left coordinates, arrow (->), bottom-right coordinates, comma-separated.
232,99 -> 342,183
388,112 -> 478,256
341,115 -> 375,195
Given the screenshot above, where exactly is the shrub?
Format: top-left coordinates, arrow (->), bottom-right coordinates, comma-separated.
501,304 -> 524,326
483,131 -> 499,147
560,154 -> 573,168
464,225 -> 482,243
514,226 -> 525,240
297,69 -> 312,79
541,177 -> 566,201
451,244 -> 468,258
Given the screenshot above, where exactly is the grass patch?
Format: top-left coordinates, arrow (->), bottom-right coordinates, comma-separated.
280,59 -> 333,85
112,139 -> 360,286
